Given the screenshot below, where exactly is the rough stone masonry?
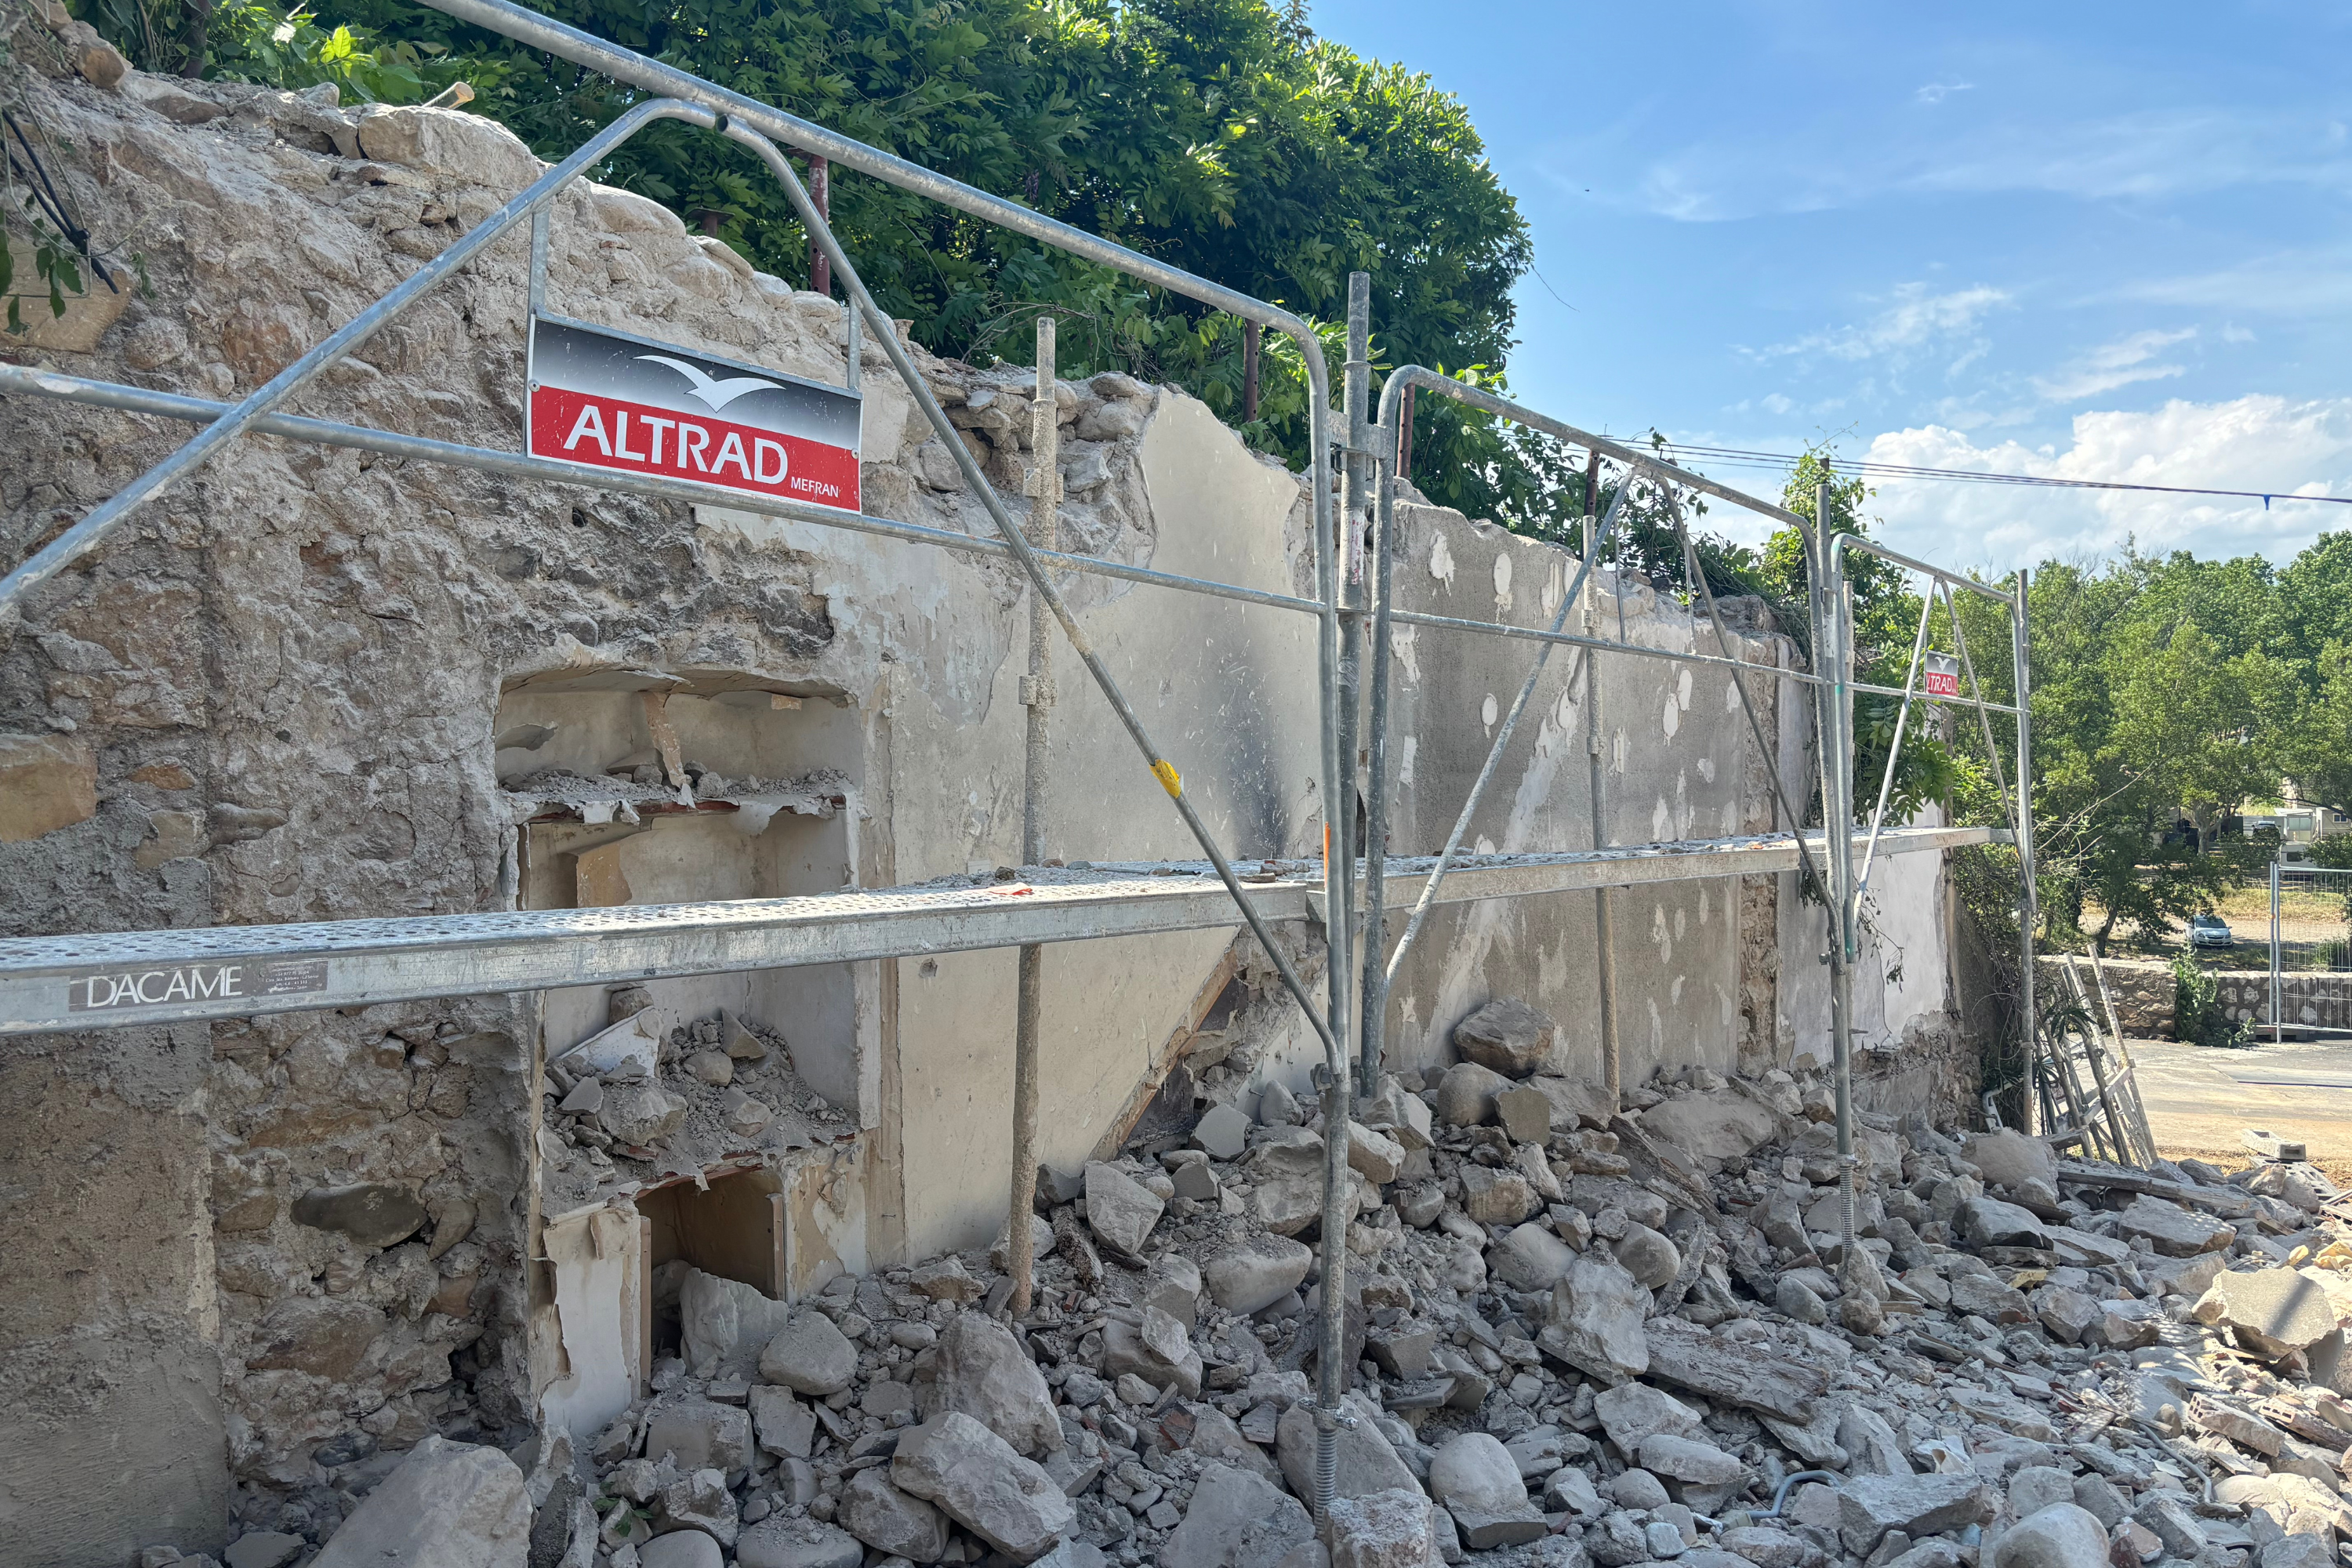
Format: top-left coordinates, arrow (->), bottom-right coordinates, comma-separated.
2,11 -> 2003,1567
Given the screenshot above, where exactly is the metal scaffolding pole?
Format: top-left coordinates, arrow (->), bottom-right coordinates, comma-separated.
1007,316 -> 1060,1317
1812,480 -> 1861,1279
1584,504 -> 1623,1109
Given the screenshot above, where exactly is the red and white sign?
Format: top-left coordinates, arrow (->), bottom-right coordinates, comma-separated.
527,316 -> 862,511
1923,651 -> 1961,699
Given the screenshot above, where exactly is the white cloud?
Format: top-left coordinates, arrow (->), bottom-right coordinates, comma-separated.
1916,82 -> 1974,105
1760,283 -> 2012,364
2030,328 -> 2196,402
1859,394 -> 2352,572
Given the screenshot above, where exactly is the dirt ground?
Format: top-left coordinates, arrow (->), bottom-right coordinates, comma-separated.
2134,1033 -> 2352,1185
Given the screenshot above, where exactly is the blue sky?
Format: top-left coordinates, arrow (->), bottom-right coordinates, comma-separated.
1316,0 -> 2352,573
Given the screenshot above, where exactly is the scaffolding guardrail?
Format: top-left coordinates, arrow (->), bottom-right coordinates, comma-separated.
0,6 -> 2044,1509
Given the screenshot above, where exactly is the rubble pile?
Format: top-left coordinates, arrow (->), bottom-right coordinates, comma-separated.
161,997 -> 2352,1568
539,994 -> 856,1214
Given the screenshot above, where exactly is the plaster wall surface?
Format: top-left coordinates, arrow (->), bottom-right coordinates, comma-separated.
0,48 -> 1976,1559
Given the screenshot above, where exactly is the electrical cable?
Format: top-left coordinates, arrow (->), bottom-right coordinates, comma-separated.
1609,437 -> 2352,509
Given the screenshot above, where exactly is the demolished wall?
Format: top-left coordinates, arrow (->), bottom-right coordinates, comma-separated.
2,35 -> 1977,1563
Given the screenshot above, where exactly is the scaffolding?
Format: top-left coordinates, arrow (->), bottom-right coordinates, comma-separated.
0,0 -> 2039,1516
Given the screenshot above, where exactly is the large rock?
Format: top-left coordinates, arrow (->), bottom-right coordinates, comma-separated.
750,1385 -> 816,1458
1488,1224 -> 1578,1292
1640,1433 -> 1744,1486
1987,1504 -> 2111,1568
1204,1234 -> 1313,1315
1836,1474 -> 1998,1554
641,1535 -> 724,1568
1967,1129 -> 2058,1190
1643,1319 -> 1827,1422
291,1182 -> 428,1248
643,1398 -> 751,1472
1083,1162 -> 1165,1261
1102,1307 -> 1204,1399
311,1436 -> 529,1568
1526,1075 -> 1616,1130
1242,1129 -> 1328,1236
1347,1121 -> 1408,1185
1327,1488 -> 1441,1568
601,1081 -> 688,1146
1193,1104 -> 1253,1160
1432,1062 -> 1512,1127
1143,1254 -> 1205,1329
1959,1196 -> 2051,1250
1640,1090 -> 1780,1161
1452,999 -> 1556,1078
1460,1167 -> 1538,1226
2113,1195 -> 2235,1257
838,1468 -> 949,1563
1542,1254 -> 1650,1384
735,1518 -> 864,1568
918,1312 -> 1062,1456
354,103 -> 544,194
0,731 -> 96,841
759,1310 -> 858,1396
892,1414 -> 1074,1563
1594,1381 -> 1704,1450
1613,1222 -> 1682,1290
1275,1396 -> 1422,1502
1161,1463 -> 1316,1568
1426,1433 -> 1545,1549
2194,1269 -> 2340,1359
682,1268 -> 797,1380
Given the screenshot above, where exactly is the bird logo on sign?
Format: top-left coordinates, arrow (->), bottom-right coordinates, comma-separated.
635,354 -> 786,411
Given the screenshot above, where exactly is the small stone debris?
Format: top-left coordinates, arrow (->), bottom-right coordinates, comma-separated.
150,1025 -> 2352,1568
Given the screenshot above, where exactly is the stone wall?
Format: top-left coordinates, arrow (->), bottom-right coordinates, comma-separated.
1,32 -> 1984,1560
2035,953 -> 2352,1038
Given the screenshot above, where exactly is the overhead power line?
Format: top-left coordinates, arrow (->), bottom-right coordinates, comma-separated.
1610,439 -> 2352,510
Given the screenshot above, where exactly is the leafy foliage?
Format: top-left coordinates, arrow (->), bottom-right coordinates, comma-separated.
2171,952 -> 2252,1048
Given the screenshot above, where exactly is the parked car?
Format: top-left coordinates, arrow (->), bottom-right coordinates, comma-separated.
2187,913 -> 2237,949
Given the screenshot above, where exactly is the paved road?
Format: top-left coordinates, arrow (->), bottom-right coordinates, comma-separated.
2131,1036 -> 2352,1178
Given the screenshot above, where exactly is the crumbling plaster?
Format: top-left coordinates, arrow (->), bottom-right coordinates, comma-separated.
0,45 -> 1975,1563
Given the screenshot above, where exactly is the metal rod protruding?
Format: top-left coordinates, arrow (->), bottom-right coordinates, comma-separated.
1007,316 -> 1059,1319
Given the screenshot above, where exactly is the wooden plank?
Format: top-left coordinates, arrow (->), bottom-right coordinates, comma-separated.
2054,1160 -> 2255,1218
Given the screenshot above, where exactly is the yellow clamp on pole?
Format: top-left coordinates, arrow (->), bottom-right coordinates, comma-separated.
1151,759 -> 1182,799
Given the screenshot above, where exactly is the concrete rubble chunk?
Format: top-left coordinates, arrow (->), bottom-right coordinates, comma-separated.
891,1412 -> 1074,1564
735,1517 -> 864,1568
1489,1222 -> 1579,1291
1347,1120 -> 1408,1184
2113,1194 -> 2236,1257
1103,1305 -> 1205,1399
1160,1461 -> 1316,1568
1526,1074 -> 1616,1130
1958,1195 -> 2052,1250
310,1436 -> 529,1568
1639,1088 -> 1780,1161
2194,1269 -> 2340,1359
907,1255 -> 982,1301
1426,1432 -> 1546,1549
750,1384 -> 816,1458
1083,1161 -> 1165,1261
1275,1396 -> 1422,1502
1494,1085 -> 1552,1144
1835,1473 -> 1998,1554
1461,1166 -> 1539,1226
658,1468 -> 739,1548
837,1468 -> 949,1563
1835,1404 -> 1909,1476
1193,1104 -> 1252,1160
601,1080 -> 688,1146
1640,1432 -> 1743,1485
759,1309 -> 859,1395
1433,1061 -> 1512,1127
1204,1233 -> 1313,1314
1613,1221 -> 1682,1290
1542,1253 -> 1650,1384
1966,1128 -> 2059,1190
1453,998 -> 1556,1078
641,1534 -> 724,1568
919,1312 -> 1062,1456
1327,1487 -> 1441,1568
223,1533 -> 304,1568
1595,1381 -> 1704,1450
681,1267 -> 797,1381
1643,1317 -> 1827,1421
643,1398 -> 750,1472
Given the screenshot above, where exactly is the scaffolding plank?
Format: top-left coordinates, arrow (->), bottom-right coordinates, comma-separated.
0,824 -> 1996,1034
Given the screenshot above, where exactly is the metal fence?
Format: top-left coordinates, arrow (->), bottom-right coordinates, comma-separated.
0,1 -> 2034,1513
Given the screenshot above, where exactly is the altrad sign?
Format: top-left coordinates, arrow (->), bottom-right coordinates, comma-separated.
526,316 -> 863,511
